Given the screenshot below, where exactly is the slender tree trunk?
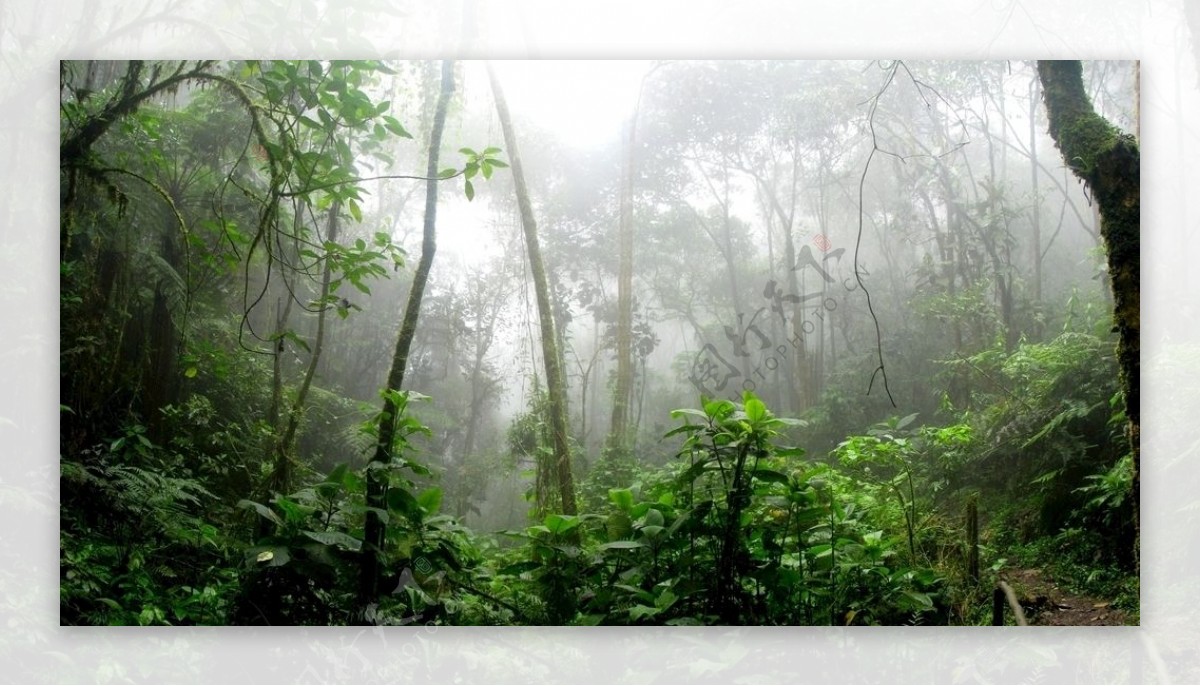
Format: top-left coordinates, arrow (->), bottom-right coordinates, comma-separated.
488,63 -> 578,516
609,115 -> 636,452
1029,73 -> 1043,302
272,203 -> 341,493
1037,59 -> 1140,565
358,60 -> 456,620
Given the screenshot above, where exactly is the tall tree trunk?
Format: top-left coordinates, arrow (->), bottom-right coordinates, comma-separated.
358,59 -> 456,620
488,63 -> 578,517
609,115 -> 636,453
1037,59 -> 1140,564
269,202 -> 341,498
1029,73 -> 1043,303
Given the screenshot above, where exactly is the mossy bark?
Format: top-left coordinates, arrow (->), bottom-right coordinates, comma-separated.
357,60 -> 456,620
488,64 -> 578,517
1037,60 -> 1139,564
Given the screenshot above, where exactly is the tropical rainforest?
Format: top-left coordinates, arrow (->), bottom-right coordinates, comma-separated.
59,59 -> 1139,626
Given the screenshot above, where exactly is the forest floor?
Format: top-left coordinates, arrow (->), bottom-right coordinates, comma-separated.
1003,568 -> 1131,625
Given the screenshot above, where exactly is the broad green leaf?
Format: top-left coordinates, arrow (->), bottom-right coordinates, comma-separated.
302,530 -> 362,551
543,513 -> 580,535
416,487 -> 443,515
247,545 -> 290,567
629,604 -> 660,620
641,508 -> 664,528
608,488 -> 634,511
237,499 -> 283,527
387,489 -> 421,521
744,395 -> 768,424
324,463 -> 349,487
274,496 -> 314,524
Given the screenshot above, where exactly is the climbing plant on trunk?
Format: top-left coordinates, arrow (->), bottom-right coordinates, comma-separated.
487,63 -> 578,517
358,60 -> 457,618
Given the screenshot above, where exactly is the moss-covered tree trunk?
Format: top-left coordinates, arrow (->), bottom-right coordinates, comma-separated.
357,60 -> 455,621
1037,60 -> 1140,563
487,63 -> 578,516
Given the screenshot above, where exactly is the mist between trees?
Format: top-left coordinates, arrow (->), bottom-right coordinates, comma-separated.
60,59 -> 1139,626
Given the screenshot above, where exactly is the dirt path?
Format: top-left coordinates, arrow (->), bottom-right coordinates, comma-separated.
1001,568 -> 1130,625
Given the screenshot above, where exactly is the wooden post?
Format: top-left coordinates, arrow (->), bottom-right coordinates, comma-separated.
967,496 -> 979,585
992,587 -> 1004,625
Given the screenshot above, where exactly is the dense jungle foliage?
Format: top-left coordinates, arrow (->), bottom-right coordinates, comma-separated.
60,59 -> 1138,626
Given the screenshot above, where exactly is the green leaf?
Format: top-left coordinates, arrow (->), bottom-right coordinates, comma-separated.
238,499 -> 283,527
416,487 -> 443,515
669,408 -> 709,421
598,540 -> 645,550
383,116 -> 412,138
348,199 -> 362,223
387,489 -> 420,521
464,179 -> 475,201
641,508 -> 664,528
751,468 -> 791,485
543,513 -> 581,536
324,463 -> 349,487
184,367 -> 198,378
96,597 -> 122,610
629,604 -> 660,621
743,394 -> 768,423
247,545 -> 290,567
901,590 -> 934,610
274,496 -> 314,524
608,488 -> 635,511
302,530 -> 362,551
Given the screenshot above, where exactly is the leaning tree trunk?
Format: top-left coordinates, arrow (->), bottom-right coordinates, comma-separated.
488,63 -> 578,517
1037,59 -> 1140,564
357,60 -> 455,620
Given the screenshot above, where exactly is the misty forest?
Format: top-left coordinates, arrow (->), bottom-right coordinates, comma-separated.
59,59 -> 1140,626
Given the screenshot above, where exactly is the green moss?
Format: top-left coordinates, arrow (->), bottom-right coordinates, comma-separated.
1060,114 -> 1120,179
